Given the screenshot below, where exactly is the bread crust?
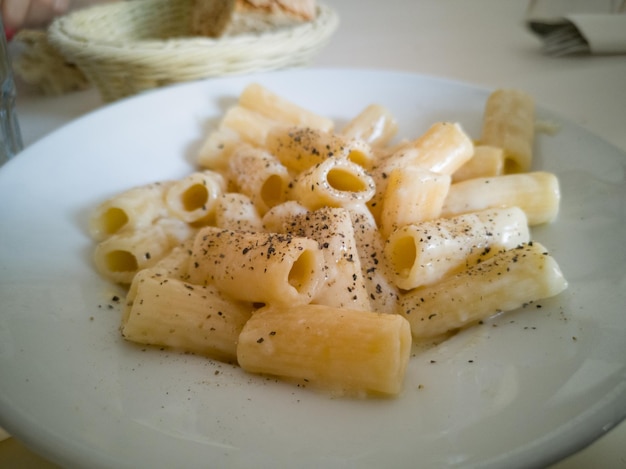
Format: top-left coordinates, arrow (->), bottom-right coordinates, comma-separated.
191,0 -> 317,38
190,0 -> 237,37
237,0 -> 316,21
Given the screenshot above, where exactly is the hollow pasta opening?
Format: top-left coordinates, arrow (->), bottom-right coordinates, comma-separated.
326,168 -> 367,193
347,149 -> 369,167
260,175 -> 284,209
101,207 -> 129,236
106,250 -> 138,273
389,236 -> 416,279
182,184 -> 209,211
288,250 -> 316,293
504,158 -> 523,174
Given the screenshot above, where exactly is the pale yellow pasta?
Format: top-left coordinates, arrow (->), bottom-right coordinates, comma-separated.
122,269 -> 253,362
289,157 -> 376,210
385,207 -> 530,290
341,103 -> 398,148
347,204 -> 400,314
150,239 -> 194,281
237,304 -> 412,396
399,242 -> 568,339
369,122 -> 474,221
452,145 -> 505,182
221,105 -> 285,148
238,83 -> 334,132
214,192 -> 264,232
261,200 -> 308,233
441,171 -> 560,225
197,126 -> 241,170
379,166 -> 451,239
88,182 -> 171,242
93,218 -> 192,284
187,227 -> 324,306
227,143 -> 290,215
480,88 -> 535,173
286,207 -> 371,311
91,84 -> 570,399
266,126 -> 374,172
378,121 -> 474,175
164,170 -> 226,224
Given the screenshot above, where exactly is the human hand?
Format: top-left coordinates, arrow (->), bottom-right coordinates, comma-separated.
1,0 -> 71,38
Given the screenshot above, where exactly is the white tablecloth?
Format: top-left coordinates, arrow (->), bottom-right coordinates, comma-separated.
1,0 -> 625,467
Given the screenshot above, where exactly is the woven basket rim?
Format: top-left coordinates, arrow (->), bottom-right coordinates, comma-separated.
48,1 -> 339,60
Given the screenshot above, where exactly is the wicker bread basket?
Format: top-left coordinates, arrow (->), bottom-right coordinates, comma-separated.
47,0 -> 339,102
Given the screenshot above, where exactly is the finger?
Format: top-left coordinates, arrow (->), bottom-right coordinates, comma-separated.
1,0 -> 31,31
22,0 -> 70,28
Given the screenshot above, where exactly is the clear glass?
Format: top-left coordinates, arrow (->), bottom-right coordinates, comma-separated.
0,15 -> 23,166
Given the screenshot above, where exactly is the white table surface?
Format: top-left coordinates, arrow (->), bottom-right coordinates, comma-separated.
1,0 -> 625,467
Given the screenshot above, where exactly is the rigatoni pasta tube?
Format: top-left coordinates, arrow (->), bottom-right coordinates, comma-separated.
379,167 -> 451,238
197,126 -> 241,170
480,88 -> 535,173
399,242 -> 568,339
266,126 -> 374,172
286,207 -> 371,311
122,269 -> 253,361
385,207 -> 530,290
214,192 -> 264,232
348,204 -> 400,314
375,122 -> 474,176
238,83 -> 334,132
441,171 -> 560,225
150,239 -> 194,281
227,143 -> 290,215
237,304 -> 412,396
452,145 -> 505,182
165,170 -> 226,224
341,104 -> 398,148
261,200 -> 308,233
289,157 -> 375,210
369,122 -> 473,221
221,105 -> 284,148
88,182 -> 171,241
93,218 -> 192,284
188,227 -> 324,306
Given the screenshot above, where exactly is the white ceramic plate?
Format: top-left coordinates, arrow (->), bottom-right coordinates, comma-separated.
0,69 -> 625,469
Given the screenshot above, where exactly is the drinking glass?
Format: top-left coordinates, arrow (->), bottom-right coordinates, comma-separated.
0,15 -> 23,166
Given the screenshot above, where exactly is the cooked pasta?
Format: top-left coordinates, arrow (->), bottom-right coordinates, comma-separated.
237,304 -> 412,396
88,83 -> 567,398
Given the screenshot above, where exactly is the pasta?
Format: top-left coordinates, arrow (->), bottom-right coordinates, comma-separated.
164,170 -> 226,224
347,203 -> 400,315
384,207 -> 530,290
399,242 -> 567,338
379,166 -> 451,238
266,126 -> 374,172
238,82 -> 334,132
288,156 -> 376,210
480,88 -> 535,173
187,227 -> 325,306
88,83 -> 568,398
122,269 -> 253,361
227,143 -> 290,215
451,145 -> 505,182
93,218 -> 192,284
237,304 -> 412,396
368,121 -> 473,223
441,171 -> 561,225
213,192 -> 264,232
283,207 -> 372,311
340,103 -> 398,148
88,182 -> 172,242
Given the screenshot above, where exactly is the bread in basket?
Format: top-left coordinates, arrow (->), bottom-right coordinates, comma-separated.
43,0 -> 339,101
